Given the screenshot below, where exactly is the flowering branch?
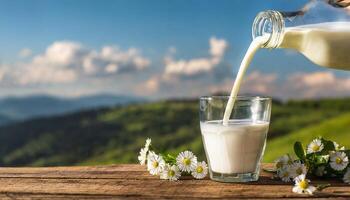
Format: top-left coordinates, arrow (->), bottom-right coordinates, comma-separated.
273,136 -> 350,195
137,138 -> 208,181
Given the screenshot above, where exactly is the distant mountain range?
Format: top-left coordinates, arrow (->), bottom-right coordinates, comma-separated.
0,94 -> 144,125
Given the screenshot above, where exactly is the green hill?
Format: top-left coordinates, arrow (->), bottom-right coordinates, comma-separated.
264,112 -> 350,162
0,98 -> 349,166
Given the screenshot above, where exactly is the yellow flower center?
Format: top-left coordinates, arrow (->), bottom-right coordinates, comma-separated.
168,170 -> 175,177
296,168 -> 303,175
299,180 -> 309,189
183,158 -> 191,166
335,157 -> 343,164
152,161 -> 159,168
196,166 -> 203,173
312,145 -> 320,152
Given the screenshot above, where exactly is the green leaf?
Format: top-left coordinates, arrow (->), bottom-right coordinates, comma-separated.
161,153 -> 176,165
167,154 -> 176,160
294,141 -> 306,160
314,155 -> 329,165
321,138 -> 335,153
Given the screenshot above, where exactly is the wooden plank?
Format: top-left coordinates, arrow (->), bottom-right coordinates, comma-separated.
0,194 -> 126,200
0,164 -> 150,179
0,164 -> 347,199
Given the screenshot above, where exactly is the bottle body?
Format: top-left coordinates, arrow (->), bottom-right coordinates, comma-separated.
252,1 -> 350,70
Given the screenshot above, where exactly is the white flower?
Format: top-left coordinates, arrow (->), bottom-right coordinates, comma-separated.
176,151 -> 197,172
275,154 -> 293,170
147,151 -> 165,175
334,141 -> 345,151
292,174 -> 316,195
138,138 -> 152,165
315,166 -> 327,177
160,164 -> 169,180
138,147 -> 148,165
277,166 -> 293,182
191,161 -> 208,179
307,139 -> 324,154
275,155 -> 294,182
290,161 -> 307,178
145,138 -> 151,149
343,168 -> 350,184
330,151 -> 349,171
161,164 -> 181,181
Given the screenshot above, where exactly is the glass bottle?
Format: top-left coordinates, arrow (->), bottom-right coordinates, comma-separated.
252,0 -> 350,70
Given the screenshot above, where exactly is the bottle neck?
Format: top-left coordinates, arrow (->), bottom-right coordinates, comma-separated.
252,10 -> 285,48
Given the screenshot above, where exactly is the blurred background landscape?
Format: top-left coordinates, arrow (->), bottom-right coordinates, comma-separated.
0,0 -> 349,166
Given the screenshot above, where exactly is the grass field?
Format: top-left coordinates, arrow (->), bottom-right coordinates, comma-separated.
264,112 -> 350,162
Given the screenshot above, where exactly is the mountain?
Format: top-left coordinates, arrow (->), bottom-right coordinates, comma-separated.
0,114 -> 13,126
0,100 -> 199,166
0,97 -> 349,166
0,94 -> 144,125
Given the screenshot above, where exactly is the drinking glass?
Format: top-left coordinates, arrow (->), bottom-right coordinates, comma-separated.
199,96 -> 271,182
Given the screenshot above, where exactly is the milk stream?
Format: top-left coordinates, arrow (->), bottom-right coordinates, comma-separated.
222,35 -> 269,125
201,120 -> 269,174
223,22 -> 350,125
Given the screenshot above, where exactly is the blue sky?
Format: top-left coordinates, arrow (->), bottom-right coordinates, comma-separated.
0,0 -> 349,99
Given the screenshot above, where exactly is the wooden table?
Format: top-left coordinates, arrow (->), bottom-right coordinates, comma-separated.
0,163 -> 348,199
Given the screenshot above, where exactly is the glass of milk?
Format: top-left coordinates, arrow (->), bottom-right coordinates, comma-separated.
199,96 -> 271,182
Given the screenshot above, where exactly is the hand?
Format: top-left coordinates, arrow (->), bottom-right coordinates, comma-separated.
330,0 -> 350,7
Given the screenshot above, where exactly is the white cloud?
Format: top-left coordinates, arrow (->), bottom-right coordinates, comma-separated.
288,71 -> 336,87
84,46 -> 150,75
0,67 -> 7,81
208,71 -> 277,95
242,71 -> 277,93
209,37 -> 228,65
134,75 -> 160,95
0,41 -> 150,85
14,64 -> 77,85
209,71 -> 350,99
164,58 -> 215,76
133,70 -> 277,98
37,41 -> 84,66
6,39 -> 350,100
285,71 -> 350,98
105,63 -> 118,73
18,48 -> 32,58
217,71 -> 350,99
164,37 -> 228,76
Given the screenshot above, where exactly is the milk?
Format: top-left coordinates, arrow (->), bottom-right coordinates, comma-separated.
223,22 -> 350,125
222,36 -> 269,125
281,22 -> 350,70
201,120 -> 269,174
